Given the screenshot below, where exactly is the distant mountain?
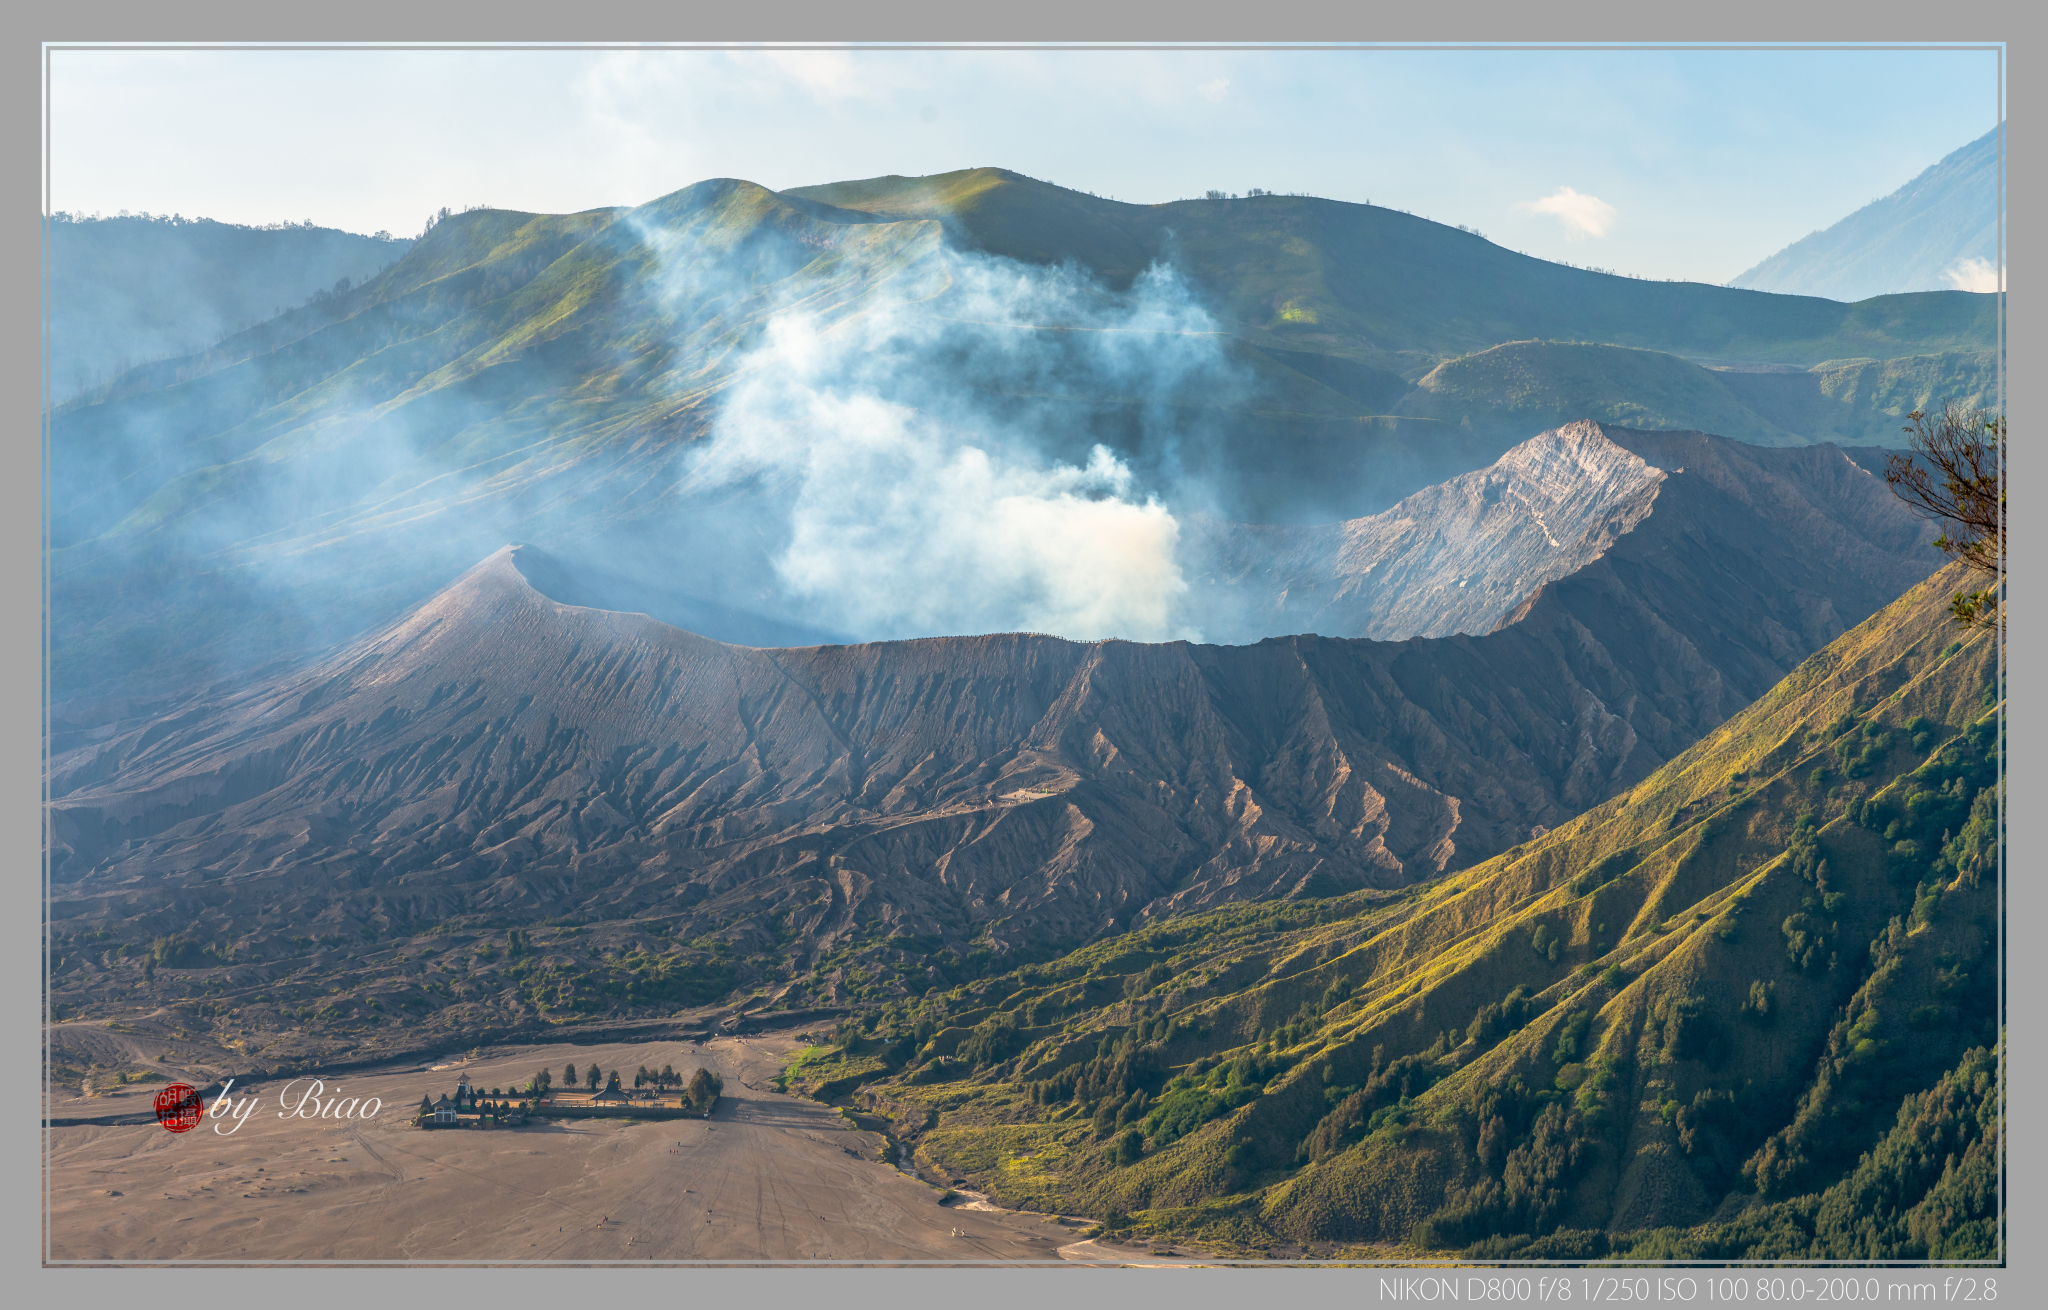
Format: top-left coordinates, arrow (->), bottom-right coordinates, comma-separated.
46,174 -> 1993,700
792,168 -> 1996,368
1380,339 -> 1998,452
1394,341 -> 1806,448
46,213 -> 411,402
1710,350 -> 2001,444
1730,127 -> 2002,301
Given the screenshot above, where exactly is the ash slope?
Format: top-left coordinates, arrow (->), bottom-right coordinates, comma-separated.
50,426 -> 1935,980
1199,421 -> 1923,643
1198,420 -> 1664,642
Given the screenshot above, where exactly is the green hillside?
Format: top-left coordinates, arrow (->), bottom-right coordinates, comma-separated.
787,167 -> 1998,371
1716,351 -> 2002,447
1383,341 -> 1998,451
1396,341 -> 1805,448
47,213 -> 411,402
789,563 -> 2002,1261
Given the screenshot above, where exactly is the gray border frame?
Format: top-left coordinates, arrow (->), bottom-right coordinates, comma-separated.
12,10 -> 2032,1304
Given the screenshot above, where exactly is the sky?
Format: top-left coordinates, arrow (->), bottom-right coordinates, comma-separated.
46,44 -> 2002,284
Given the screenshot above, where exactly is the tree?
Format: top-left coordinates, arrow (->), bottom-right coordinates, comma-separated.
1886,403 -> 2005,628
587,1064 -> 601,1090
686,1067 -> 721,1113
564,1063 -> 576,1088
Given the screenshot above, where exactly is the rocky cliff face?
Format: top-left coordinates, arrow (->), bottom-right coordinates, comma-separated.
1194,420 -> 1666,641
48,425 -> 1936,978
1195,421 -> 1930,645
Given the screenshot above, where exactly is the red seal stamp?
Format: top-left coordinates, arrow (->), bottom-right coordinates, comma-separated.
155,1082 -> 205,1133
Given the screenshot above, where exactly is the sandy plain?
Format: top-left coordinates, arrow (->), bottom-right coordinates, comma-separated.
47,1031 -> 1104,1264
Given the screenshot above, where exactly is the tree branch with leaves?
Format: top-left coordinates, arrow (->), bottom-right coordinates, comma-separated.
1885,402 -> 2004,628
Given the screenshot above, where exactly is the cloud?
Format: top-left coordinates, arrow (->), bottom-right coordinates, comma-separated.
760,49 -> 875,101
1942,256 -> 2000,293
1516,186 -> 1617,240
1196,77 -> 1231,103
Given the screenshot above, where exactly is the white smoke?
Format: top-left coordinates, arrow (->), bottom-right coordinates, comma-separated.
682,253 -> 1234,643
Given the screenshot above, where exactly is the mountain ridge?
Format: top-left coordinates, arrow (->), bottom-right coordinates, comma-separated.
47,213 -> 412,403
1731,127 -> 2002,301
789,167 -> 1998,368
48,423 -> 1939,1061
48,168 -> 1994,702
789,561 -> 1999,1260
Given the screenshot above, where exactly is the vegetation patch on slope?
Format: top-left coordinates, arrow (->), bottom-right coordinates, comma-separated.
785,564 -> 1999,1260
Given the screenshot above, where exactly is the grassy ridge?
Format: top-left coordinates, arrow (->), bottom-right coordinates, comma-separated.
1397,341 -> 1806,448
787,167 -> 1998,369
1721,351 -> 2002,446
798,564 -> 2000,1259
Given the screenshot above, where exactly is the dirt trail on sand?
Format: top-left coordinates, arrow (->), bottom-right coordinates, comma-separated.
48,1030 -> 1070,1263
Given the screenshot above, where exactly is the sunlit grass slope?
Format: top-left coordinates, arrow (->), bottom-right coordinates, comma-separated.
797,563 -> 2000,1260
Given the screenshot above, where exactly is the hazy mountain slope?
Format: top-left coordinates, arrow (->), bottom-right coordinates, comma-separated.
46,182 -> 944,696
1731,127 -> 2002,301
1192,422 -> 1927,644
1192,422 -> 1665,643
47,168 -> 1993,705
1394,341 -> 1805,448
46,213 -> 411,402
796,564 -> 1998,1259
1366,340 -> 1998,452
1712,350 -> 2002,447
48,206 -> 625,555
787,167 -> 1998,368
46,425 -> 1938,1055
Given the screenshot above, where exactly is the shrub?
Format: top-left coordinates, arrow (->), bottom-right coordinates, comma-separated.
1574,1055 -> 1626,1124
959,1012 -> 1021,1068
1091,1100 -> 1118,1137
1413,1102 -> 1591,1247
1122,962 -> 1172,998
1144,1085 -> 1219,1146
1657,995 -> 1729,1064
1741,979 -> 1776,1024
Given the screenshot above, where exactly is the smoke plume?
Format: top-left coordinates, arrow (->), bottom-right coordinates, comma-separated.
679,250 -> 1248,642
